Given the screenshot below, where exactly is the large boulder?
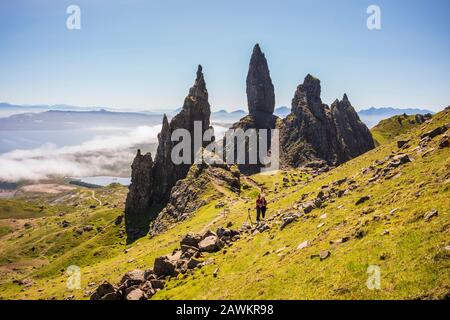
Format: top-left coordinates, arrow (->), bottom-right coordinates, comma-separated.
180,233 -> 203,248
153,255 -> 177,277
120,269 -> 145,287
124,288 -> 146,301
90,281 -> 119,300
198,232 -> 223,253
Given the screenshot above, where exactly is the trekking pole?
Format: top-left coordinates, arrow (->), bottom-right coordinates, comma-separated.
247,208 -> 253,225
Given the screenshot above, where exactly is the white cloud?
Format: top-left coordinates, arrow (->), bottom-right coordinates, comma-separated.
0,124 -> 230,183
0,125 -> 161,182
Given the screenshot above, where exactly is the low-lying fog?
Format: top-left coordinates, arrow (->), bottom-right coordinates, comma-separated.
0,123 -> 230,183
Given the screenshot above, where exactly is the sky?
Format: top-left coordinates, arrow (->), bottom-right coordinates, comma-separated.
0,0 -> 449,112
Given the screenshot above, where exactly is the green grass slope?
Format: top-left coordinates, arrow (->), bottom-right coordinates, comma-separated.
0,108 -> 448,300
371,114 -> 430,145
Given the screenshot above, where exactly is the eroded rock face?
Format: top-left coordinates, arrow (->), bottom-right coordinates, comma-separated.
227,44 -> 278,174
149,158 -> 241,236
125,65 -> 212,241
153,65 -> 212,203
331,94 -> 375,160
124,150 -> 154,240
247,44 -> 275,115
280,74 -> 375,168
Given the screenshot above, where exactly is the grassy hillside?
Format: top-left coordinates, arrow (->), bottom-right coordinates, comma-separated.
0,108 -> 448,300
371,113 -> 431,145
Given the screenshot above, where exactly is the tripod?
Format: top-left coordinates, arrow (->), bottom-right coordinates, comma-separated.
246,208 -> 253,225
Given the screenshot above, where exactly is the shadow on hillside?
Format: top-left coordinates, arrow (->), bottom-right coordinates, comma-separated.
125,203 -> 165,244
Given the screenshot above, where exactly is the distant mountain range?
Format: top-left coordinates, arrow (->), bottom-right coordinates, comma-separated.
0,102 -> 435,129
0,109 -> 163,130
358,107 -> 434,128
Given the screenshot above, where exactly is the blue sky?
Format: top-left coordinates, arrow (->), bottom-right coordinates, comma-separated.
0,0 -> 449,112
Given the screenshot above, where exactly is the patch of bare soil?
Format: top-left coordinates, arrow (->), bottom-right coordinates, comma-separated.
0,190 -> 16,199
21,184 -> 76,194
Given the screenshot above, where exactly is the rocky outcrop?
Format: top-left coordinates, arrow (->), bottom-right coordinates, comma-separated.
280,74 -> 375,168
226,44 -> 279,174
124,150 -> 154,239
150,154 -> 240,236
125,65 -> 212,241
91,226 -> 241,300
331,94 -> 375,160
247,44 -> 275,115
153,65 -> 212,202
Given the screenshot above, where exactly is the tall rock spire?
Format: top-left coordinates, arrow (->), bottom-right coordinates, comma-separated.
246,44 -> 275,115
124,149 -> 154,241
125,65 -> 213,242
152,64 -> 212,202
189,65 -> 208,100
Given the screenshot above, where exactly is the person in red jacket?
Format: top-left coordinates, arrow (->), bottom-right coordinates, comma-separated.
260,195 -> 267,220
256,194 -> 262,222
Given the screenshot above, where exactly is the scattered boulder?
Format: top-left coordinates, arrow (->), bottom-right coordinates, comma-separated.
114,215 -> 123,225
355,196 -> 371,205
424,209 -> 438,221
153,256 -> 177,277
280,213 -> 299,230
100,292 -> 120,300
438,137 -> 449,149
150,279 -> 165,290
216,227 -> 239,240
319,250 -> 331,260
390,154 -> 411,167
255,222 -> 270,233
180,233 -> 203,248
120,269 -> 145,286
125,288 -> 146,301
302,201 -> 315,214
187,257 -> 202,269
198,234 -> 223,253
397,139 -> 410,148
60,220 -> 70,228
90,281 -> 118,300
83,225 -> 94,232
296,241 -> 309,250
420,124 -> 448,140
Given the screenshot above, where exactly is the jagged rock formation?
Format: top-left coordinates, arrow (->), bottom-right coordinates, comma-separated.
125,65 -> 213,241
153,65 -> 212,202
246,44 -> 275,115
150,153 -> 240,236
226,44 -> 279,174
124,150 -> 153,238
280,74 -> 375,168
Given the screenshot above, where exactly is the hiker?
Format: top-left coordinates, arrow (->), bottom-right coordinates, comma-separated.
256,194 -> 262,222
260,195 -> 267,220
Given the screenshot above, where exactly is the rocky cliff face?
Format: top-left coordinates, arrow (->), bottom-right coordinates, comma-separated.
153,65 -> 212,202
280,74 -> 375,168
226,44 -> 279,174
331,94 -> 375,160
246,44 -> 275,115
150,153 -> 240,236
125,65 -> 212,241
124,150 -> 154,239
